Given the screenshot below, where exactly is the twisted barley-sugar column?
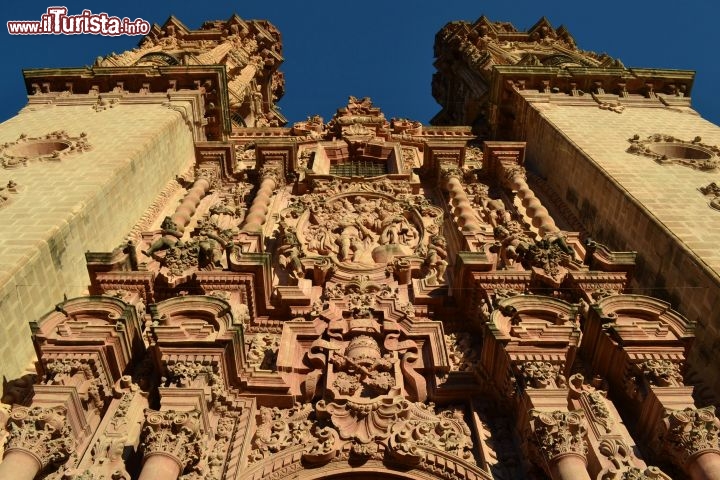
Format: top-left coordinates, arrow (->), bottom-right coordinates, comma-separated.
242,170 -> 278,232
444,172 -> 482,233
507,169 -> 559,237
170,177 -> 211,232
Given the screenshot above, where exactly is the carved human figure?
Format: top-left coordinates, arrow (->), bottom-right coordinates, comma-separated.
424,234 -> 449,282
493,224 -> 531,266
143,216 -> 182,257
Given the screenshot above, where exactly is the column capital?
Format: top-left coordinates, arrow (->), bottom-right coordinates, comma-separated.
528,409 -> 588,467
661,406 -> 720,467
140,409 -> 202,472
3,405 -> 74,471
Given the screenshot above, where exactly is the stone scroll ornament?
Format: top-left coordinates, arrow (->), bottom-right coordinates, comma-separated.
1,131 -> 91,168
3,405 -> 75,471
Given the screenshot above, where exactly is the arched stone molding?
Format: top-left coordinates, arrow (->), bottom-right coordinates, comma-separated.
241,444 -> 493,480
151,295 -> 246,391
33,295 -> 145,396
484,295 -> 580,397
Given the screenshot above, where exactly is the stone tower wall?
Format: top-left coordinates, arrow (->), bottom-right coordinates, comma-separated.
0,102 -> 195,378
516,98 -> 720,396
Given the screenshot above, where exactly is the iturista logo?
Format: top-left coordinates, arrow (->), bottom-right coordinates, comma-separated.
7,7 -> 151,36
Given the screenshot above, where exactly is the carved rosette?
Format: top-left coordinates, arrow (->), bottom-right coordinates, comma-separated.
141,409 -> 203,471
3,406 -> 74,471
528,410 -> 587,468
661,406 -> 720,467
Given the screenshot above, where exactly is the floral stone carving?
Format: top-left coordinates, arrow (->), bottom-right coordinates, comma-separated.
141,409 -> 203,472
528,410 -> 587,466
661,406 -> 720,467
3,405 -> 74,471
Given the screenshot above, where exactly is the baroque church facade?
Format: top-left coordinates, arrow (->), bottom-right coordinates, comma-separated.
0,14 -> 719,480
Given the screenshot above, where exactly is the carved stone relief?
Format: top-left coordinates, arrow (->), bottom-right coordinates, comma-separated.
626,134 -> 719,171
1,131 -> 91,168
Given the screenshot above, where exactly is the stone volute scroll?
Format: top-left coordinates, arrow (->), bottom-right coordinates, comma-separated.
138,409 -> 202,480
0,405 -> 74,480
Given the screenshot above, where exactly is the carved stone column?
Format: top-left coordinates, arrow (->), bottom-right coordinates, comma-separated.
662,407 -> 720,480
502,165 -> 558,236
243,165 -> 282,232
442,167 -> 482,232
528,409 -> 591,480
171,177 -> 211,233
138,409 -> 202,480
0,406 -> 73,480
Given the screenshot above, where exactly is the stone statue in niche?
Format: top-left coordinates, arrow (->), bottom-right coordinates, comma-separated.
276,220 -> 305,280
423,234 -> 449,283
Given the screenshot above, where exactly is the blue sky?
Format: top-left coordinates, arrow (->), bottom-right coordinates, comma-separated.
1,1 -> 718,126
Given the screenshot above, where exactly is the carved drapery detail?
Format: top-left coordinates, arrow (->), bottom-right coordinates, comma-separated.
528,409 -> 587,466
3,406 -> 74,471
661,406 -> 720,466
140,409 -> 203,471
